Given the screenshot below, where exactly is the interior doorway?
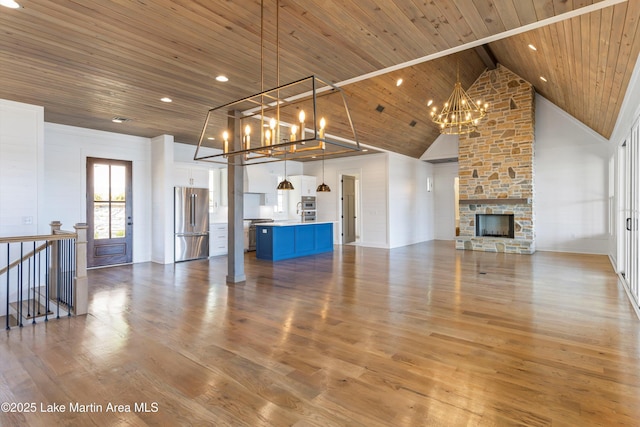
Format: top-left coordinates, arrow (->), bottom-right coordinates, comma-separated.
454,176 -> 460,236
86,157 -> 133,268
341,175 -> 356,244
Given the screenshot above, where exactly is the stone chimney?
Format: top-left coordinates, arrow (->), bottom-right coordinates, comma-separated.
455,64 -> 535,254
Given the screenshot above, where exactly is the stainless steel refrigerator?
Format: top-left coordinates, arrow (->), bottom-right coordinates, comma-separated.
174,187 -> 209,262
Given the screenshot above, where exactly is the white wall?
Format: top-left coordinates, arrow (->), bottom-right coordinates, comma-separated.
304,153 -> 390,247
420,134 -> 459,162
0,99 -> 44,236
432,162 -> 459,240
535,95 -> 610,254
387,153 -> 433,248
44,123 -> 152,262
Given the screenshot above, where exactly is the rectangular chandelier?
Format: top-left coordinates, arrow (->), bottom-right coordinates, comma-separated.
194,75 -> 361,165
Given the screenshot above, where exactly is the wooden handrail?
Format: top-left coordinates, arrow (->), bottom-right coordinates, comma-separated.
0,242 -> 49,277
0,231 -> 77,245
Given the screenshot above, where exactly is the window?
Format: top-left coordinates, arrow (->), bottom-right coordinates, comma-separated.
275,176 -> 286,213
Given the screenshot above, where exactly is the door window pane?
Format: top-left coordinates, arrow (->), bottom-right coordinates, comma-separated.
111,165 -> 126,201
94,164 -> 110,201
111,202 -> 126,238
94,202 -> 110,239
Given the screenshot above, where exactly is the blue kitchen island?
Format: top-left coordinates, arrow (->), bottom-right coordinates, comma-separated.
255,221 -> 334,261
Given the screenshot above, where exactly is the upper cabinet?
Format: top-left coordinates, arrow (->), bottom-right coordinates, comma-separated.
210,168 -> 228,208
289,175 -> 317,197
174,163 -> 209,188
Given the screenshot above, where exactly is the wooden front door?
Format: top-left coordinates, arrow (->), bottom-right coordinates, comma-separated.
87,157 -> 133,267
342,175 -> 356,244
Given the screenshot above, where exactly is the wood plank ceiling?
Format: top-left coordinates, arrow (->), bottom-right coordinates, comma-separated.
0,0 -> 638,160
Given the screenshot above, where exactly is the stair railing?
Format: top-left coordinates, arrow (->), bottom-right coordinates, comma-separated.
0,221 -> 88,329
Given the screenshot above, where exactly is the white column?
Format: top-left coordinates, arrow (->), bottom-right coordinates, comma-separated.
151,134 -> 175,264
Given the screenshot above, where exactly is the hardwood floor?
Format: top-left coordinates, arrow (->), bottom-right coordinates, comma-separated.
1,241 -> 639,426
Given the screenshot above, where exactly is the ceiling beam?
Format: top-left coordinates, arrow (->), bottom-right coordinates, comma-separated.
474,45 -> 497,70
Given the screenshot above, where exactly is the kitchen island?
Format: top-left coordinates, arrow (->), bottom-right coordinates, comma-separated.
255,221 -> 334,261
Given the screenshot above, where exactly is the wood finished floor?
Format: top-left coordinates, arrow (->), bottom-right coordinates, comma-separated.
1,241 -> 639,426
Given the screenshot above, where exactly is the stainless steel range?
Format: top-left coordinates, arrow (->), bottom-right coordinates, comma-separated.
246,218 -> 274,251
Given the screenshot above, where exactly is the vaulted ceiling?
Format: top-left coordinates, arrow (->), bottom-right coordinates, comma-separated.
1,0 -> 639,160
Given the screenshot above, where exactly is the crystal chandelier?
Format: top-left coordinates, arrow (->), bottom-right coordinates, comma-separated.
430,66 -> 488,135
194,0 -> 360,166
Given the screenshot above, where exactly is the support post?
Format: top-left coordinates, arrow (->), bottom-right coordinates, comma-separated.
227,110 -> 246,283
49,221 -> 61,299
73,223 -> 88,315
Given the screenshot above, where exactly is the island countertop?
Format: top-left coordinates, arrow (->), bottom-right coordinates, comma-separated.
259,220 -> 336,227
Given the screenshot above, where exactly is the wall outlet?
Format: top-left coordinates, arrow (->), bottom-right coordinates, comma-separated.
22,216 -> 33,225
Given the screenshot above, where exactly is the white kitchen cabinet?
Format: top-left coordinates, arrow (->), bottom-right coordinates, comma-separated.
210,223 -> 228,256
175,163 -> 209,188
289,175 -> 317,197
220,168 -> 228,207
259,174 -> 278,206
210,168 -> 229,208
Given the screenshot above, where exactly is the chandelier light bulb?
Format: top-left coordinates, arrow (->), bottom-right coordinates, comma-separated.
243,125 -> 251,152
299,110 -> 306,144
222,130 -> 229,154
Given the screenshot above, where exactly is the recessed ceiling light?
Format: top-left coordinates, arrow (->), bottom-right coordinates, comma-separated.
0,0 -> 20,9
528,44 -> 537,51
216,75 -> 229,82
207,137 -> 215,140
540,76 -> 548,82
362,149 -> 369,152
396,78 -> 403,87
160,97 -> 172,103
427,99 -> 433,107
111,117 -> 130,123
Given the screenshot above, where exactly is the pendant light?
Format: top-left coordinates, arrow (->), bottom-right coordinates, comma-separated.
277,153 -> 294,190
316,150 -> 331,192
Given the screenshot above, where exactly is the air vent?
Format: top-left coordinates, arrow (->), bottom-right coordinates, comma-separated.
409,120 -> 417,127
375,104 -> 385,113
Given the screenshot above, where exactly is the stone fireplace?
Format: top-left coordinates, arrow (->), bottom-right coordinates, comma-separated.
454,65 -> 535,254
